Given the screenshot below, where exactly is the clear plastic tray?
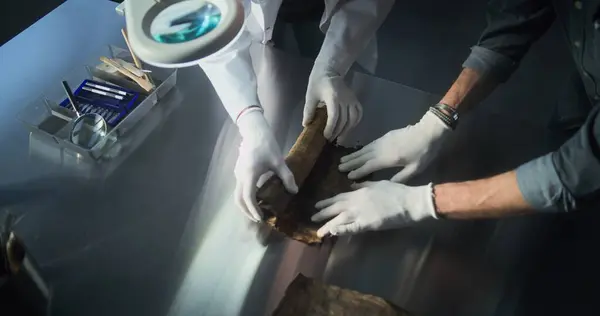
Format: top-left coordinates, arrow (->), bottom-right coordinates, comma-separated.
18,45 -> 177,161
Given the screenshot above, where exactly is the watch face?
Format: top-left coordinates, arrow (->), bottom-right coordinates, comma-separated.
150,0 -> 222,44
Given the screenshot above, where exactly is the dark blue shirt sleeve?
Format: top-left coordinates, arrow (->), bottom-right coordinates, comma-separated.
462,0 -> 555,82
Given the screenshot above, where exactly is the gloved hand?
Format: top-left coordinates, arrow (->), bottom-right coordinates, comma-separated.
311,181 -> 436,237
303,66 -> 362,142
235,111 -> 298,222
339,111 -> 451,182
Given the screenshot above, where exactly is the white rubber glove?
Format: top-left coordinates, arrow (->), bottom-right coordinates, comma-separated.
311,181 -> 436,237
235,111 -> 298,222
303,67 -> 362,142
339,111 -> 451,182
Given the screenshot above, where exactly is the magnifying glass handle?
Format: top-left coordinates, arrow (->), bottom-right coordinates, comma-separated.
61,81 -> 80,117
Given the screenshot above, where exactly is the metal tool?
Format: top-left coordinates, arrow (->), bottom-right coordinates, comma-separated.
102,110 -> 112,120
62,81 -> 81,116
105,112 -> 115,122
109,113 -> 120,125
125,0 -> 244,68
82,86 -> 124,100
84,82 -> 128,96
86,104 -> 95,114
61,81 -> 108,150
81,104 -> 90,113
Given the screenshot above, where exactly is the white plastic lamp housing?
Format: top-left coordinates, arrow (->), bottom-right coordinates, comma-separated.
125,0 -> 244,68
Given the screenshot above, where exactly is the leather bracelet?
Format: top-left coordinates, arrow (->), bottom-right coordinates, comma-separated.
429,107 -> 455,129
436,103 -> 459,120
429,103 -> 459,129
235,105 -> 264,124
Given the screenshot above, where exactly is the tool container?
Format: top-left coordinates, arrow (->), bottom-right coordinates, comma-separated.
18,45 -> 177,161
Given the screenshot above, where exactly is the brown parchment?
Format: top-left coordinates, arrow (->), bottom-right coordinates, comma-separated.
272,274 -> 412,316
262,144 -> 357,244
256,108 -> 360,244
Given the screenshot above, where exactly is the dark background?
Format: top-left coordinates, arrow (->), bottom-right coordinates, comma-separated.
1,0 -> 66,46
0,1 -> 122,45
1,1 -> 597,315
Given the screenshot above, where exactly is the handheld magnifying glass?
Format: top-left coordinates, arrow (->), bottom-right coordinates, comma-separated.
61,81 -> 108,150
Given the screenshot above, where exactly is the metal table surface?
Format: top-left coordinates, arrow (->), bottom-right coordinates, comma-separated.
0,1 -> 556,315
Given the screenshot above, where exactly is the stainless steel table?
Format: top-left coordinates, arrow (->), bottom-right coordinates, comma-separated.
0,1 -> 556,315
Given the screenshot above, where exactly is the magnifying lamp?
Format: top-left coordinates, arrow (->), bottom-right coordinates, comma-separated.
125,0 -> 244,68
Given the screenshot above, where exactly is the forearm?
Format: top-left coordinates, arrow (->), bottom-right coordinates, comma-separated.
433,170 -> 534,219
438,67 -> 499,113
434,103 -> 600,216
198,30 -> 259,121
315,0 -> 394,75
440,0 -> 555,112
443,41 -> 525,113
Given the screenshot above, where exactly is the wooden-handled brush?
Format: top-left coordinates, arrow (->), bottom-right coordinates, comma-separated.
99,56 -> 154,92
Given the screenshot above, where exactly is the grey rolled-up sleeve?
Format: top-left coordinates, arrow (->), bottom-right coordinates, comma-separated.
516,153 -> 576,212
517,106 -> 600,212
462,0 -> 555,82
462,46 -> 516,83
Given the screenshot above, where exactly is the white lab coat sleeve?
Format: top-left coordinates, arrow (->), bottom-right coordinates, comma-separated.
316,0 -> 395,75
197,29 -> 259,121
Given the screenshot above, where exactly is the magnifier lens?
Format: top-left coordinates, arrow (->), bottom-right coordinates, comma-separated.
151,1 -> 222,44
71,114 -> 108,149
